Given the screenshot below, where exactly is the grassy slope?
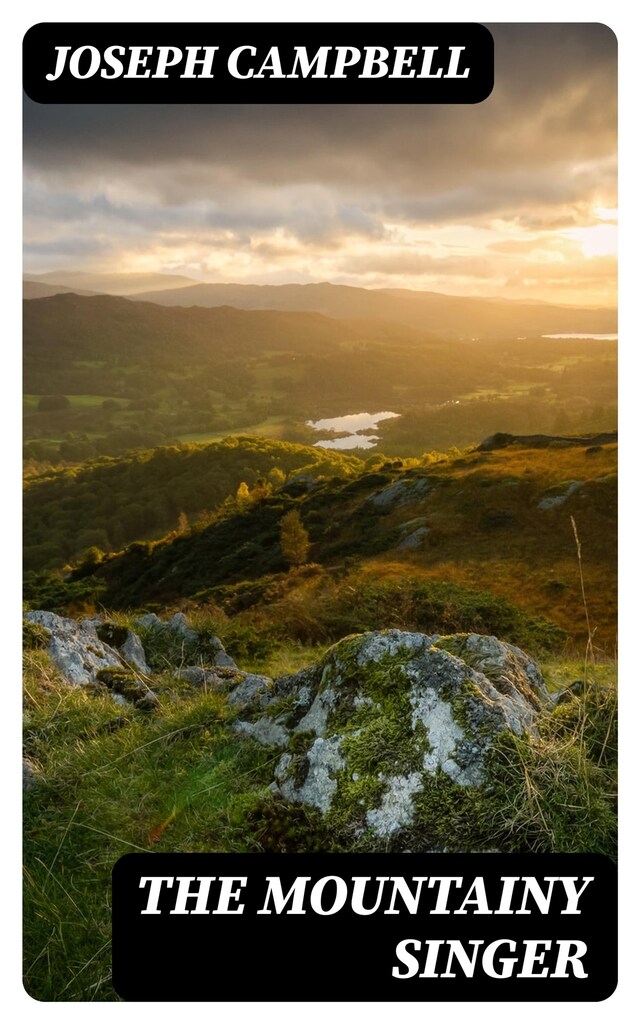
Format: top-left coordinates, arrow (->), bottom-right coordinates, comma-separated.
24,435 -> 362,571
63,441 -> 616,653
23,650 -> 277,1000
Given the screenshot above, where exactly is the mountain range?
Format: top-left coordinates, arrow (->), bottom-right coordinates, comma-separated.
23,272 -> 617,339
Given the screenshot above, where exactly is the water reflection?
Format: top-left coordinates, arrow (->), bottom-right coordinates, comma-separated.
307,411 -> 400,450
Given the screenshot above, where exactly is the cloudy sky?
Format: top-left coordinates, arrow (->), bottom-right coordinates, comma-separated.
23,23 -> 617,305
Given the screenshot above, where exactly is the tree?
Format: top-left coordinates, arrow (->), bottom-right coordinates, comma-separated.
236,482 -> 251,509
37,394 -> 70,413
268,466 -> 286,490
280,510 -> 310,567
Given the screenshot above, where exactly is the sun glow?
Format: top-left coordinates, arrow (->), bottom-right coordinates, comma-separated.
563,222 -> 618,259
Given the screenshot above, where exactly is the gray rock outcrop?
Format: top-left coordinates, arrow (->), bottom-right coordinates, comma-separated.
368,478 -> 430,510
24,611 -> 125,685
25,610 -> 238,705
233,629 -> 549,842
537,480 -> 584,510
395,526 -> 430,549
120,631 -> 150,674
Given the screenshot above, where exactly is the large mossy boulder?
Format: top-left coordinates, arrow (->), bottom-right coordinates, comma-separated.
234,630 -> 549,848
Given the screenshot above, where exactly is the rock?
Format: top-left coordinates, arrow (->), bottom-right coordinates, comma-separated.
174,666 -> 223,688
233,717 -> 289,747
395,526 -> 430,549
399,516 -> 428,532
214,651 -> 238,670
168,612 -> 199,645
24,611 -> 123,685
479,432 -> 617,452
96,621 -> 150,674
134,613 -> 162,630
135,691 -> 161,711
432,633 -> 548,709
549,680 -> 587,706
282,474 -> 317,495
26,609 -> 236,707
119,631 -> 150,674
537,480 -> 584,510
228,673 -> 274,707
368,478 -> 429,511
23,759 -> 39,792
133,611 -> 215,661
276,736 -> 345,813
233,630 -> 549,845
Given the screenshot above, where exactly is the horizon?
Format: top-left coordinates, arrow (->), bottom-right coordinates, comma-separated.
22,270 -> 618,310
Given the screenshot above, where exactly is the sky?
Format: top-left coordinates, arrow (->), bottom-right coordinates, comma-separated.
23,23 -> 617,306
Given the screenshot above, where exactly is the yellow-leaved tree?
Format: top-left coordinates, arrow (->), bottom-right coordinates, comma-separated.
280,509 -> 310,567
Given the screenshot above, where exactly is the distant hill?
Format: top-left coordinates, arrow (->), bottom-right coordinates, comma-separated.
24,270 -> 200,296
23,292 -> 484,398
129,280 -> 617,339
23,280 -> 99,300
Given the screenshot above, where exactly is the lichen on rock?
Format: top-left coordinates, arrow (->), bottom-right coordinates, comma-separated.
233,629 -> 550,848
24,611 -> 125,685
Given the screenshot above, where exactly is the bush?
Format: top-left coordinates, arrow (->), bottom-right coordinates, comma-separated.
37,394 -> 70,413
264,572 -> 566,652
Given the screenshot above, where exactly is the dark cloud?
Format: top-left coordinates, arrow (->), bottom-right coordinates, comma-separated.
23,24 -> 616,190
22,23 -> 617,301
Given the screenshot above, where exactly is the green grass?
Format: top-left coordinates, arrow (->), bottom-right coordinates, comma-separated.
177,417 -> 292,445
242,642 -> 330,678
540,657 -> 617,692
483,683 -> 617,855
23,637 -> 617,1000
23,651 -> 279,1000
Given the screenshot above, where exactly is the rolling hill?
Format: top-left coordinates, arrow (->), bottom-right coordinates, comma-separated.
28,438 -> 616,653
22,291 -> 493,407
23,280 -> 99,300
128,280 -> 617,339
23,292 -> 617,465
24,435 -> 362,571
24,270 -> 199,296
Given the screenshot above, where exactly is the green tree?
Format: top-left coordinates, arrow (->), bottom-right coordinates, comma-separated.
37,394 -> 70,413
280,510 -> 310,567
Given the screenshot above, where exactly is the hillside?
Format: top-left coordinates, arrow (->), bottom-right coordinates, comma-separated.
28,439 -> 617,653
24,435 -> 362,571
129,280 -> 617,338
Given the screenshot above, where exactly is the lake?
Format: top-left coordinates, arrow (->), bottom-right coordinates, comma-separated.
541,334 -> 618,340
306,411 -> 400,450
